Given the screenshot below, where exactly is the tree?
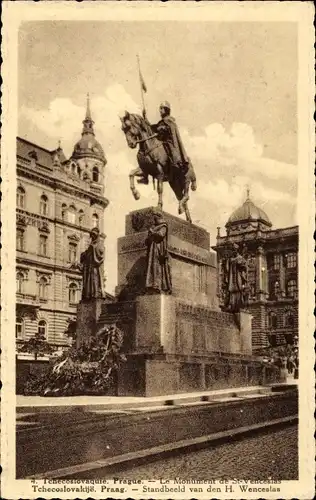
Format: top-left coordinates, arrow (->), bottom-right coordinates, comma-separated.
17,331 -> 55,361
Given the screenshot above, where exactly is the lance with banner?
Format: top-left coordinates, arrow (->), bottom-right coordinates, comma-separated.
137,54 -> 147,118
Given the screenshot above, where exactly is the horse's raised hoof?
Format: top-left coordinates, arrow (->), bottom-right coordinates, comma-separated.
191,181 -> 197,191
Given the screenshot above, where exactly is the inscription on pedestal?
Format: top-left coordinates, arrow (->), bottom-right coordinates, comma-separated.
126,208 -> 210,250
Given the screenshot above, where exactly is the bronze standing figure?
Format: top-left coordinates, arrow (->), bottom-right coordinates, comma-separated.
223,243 -> 249,313
145,211 -> 172,294
72,227 -> 105,301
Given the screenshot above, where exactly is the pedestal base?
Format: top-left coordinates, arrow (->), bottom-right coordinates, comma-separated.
134,295 -> 253,356
96,208 -> 263,396
235,310 -> 253,355
76,299 -> 104,347
117,353 -> 280,397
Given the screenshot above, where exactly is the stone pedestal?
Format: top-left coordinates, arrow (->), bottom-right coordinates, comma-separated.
117,353 -> 276,397
133,294 -> 251,356
116,207 -> 218,308
76,299 -> 104,347
95,208 -> 271,396
236,310 -> 253,355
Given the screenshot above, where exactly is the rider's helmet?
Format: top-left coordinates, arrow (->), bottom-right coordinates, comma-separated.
160,101 -> 171,110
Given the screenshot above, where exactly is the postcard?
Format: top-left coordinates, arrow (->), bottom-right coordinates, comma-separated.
1,1 -> 315,498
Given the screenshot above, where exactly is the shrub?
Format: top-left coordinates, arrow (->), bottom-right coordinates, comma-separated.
17,331 -> 55,361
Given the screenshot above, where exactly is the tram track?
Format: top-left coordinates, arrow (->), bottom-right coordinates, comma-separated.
17,389 -> 298,479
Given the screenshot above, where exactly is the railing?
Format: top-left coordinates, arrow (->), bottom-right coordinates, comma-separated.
16,292 -> 40,306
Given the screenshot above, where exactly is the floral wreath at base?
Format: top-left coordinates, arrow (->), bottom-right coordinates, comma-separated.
23,324 -> 126,397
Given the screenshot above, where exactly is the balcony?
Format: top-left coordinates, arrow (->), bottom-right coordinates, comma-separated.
16,293 -> 40,320
16,292 -> 40,306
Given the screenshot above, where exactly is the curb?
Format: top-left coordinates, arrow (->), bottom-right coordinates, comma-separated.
16,385 -> 281,414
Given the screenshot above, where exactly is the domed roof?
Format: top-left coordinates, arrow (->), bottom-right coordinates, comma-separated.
226,192 -> 272,228
71,94 -> 106,163
72,135 -> 105,162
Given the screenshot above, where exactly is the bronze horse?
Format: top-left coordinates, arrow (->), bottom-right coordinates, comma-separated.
120,111 -> 197,223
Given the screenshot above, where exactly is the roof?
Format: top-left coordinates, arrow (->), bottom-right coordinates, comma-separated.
71,95 -> 106,163
72,134 -> 105,162
226,196 -> 272,227
17,137 -> 55,170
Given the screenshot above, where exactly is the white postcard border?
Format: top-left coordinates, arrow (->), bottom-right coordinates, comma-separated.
1,2 -> 315,499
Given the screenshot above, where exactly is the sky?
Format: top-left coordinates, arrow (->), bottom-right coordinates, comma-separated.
18,21 -> 298,293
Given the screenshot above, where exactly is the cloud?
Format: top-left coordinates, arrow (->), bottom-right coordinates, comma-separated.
20,88 -> 298,293
21,88 -> 297,182
197,175 -> 295,208
182,122 -> 297,181
20,84 -> 141,158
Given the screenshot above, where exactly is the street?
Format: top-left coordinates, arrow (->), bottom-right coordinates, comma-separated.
103,424 -> 298,481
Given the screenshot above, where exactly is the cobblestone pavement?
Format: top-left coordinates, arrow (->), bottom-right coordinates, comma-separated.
106,425 -> 298,481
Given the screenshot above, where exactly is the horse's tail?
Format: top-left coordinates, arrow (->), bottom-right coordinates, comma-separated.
153,177 -> 156,191
189,163 -> 197,191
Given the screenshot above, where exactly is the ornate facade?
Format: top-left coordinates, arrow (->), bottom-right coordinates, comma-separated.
213,192 -> 298,350
16,96 -> 110,356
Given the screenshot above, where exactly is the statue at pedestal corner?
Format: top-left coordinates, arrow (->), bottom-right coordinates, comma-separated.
223,243 -> 249,313
72,227 -> 105,301
145,211 -> 172,294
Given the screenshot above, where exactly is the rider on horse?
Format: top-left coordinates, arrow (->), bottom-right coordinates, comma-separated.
138,101 -> 190,185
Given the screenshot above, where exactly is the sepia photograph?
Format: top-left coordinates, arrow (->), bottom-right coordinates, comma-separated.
1,1 -> 314,499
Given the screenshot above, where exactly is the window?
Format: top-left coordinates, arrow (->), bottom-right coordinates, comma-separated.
286,252 -> 297,269
68,242 -> 77,263
78,210 -> 84,225
268,333 -> 277,347
68,206 -> 76,224
61,204 -> 67,221
274,281 -> 280,296
39,234 -> 48,256
249,283 -> 256,298
286,279 -> 297,297
17,229 -> 25,251
16,319 -> 24,339
38,320 -> 47,339
284,333 -> 294,345
69,283 -> 78,304
273,254 -> 280,270
92,166 -> 99,183
40,195 -> 48,216
16,272 -> 24,293
39,277 -> 48,299
17,186 -> 25,209
284,312 -> 294,328
92,213 -> 99,228
268,312 -> 277,329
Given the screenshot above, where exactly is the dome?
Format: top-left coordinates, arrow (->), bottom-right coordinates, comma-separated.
226,192 -> 272,230
72,134 -> 105,162
71,94 -> 106,164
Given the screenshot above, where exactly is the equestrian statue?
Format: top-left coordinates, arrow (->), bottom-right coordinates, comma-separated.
120,77 -> 197,223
